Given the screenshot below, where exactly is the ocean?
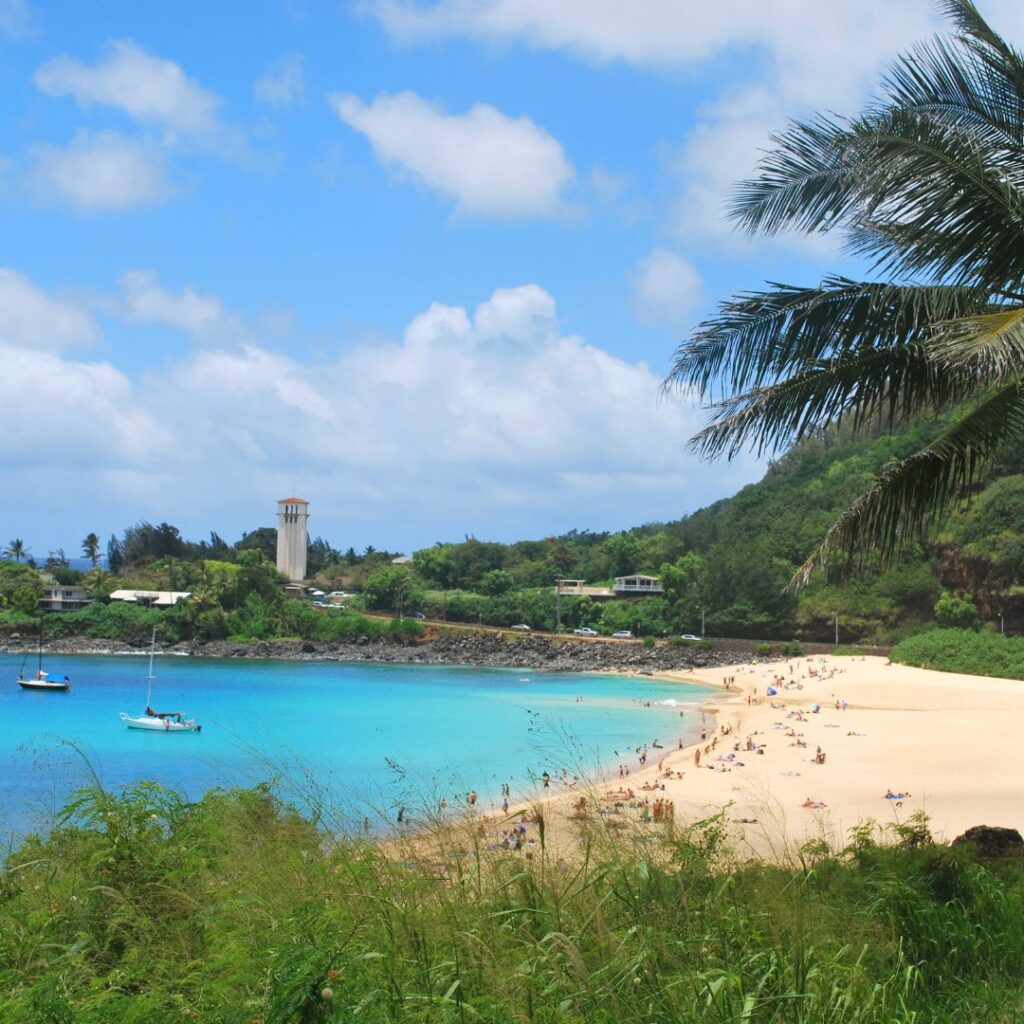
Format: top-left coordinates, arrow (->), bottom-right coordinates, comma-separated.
0,652 -> 716,834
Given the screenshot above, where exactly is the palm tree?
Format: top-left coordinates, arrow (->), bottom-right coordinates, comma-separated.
667,0 -> 1024,586
5,539 -> 27,563
82,533 -> 101,568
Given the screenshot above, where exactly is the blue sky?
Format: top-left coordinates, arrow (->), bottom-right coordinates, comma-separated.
3,0 -> 1019,559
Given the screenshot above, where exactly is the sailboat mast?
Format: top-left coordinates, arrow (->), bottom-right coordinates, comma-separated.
146,628 -> 156,708
37,617 -> 43,676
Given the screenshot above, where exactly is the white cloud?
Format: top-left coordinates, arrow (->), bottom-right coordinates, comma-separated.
34,39 -> 223,140
116,270 -> 243,341
254,53 -> 305,108
0,0 -> 34,38
0,268 -> 97,350
631,250 -> 702,330
329,90 -> 573,218
368,0 -> 931,78
29,130 -> 173,210
0,271 -> 762,548
367,0 -> 940,249
0,346 -> 164,470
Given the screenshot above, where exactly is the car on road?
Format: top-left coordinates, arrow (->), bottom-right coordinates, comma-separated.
680,633 -> 700,641
611,630 -> 634,639
510,623 -> 531,631
407,611 -> 426,620
573,627 -> 600,636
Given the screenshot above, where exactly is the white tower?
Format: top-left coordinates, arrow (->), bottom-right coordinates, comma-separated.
276,497 -> 309,582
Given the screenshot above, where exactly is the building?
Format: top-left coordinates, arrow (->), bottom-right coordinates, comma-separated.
553,577 -> 664,599
613,575 -> 664,596
109,589 -> 192,607
39,584 -> 90,611
276,496 -> 309,583
556,579 -> 614,598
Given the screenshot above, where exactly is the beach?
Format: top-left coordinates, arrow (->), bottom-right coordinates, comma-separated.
507,654 -> 1024,859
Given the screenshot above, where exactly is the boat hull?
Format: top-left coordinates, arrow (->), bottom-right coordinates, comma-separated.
18,679 -> 70,692
120,713 -> 201,732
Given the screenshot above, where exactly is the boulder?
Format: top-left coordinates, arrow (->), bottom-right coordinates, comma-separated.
951,825 -> 1024,858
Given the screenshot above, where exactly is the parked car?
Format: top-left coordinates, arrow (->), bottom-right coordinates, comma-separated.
573,627 -> 599,637
680,633 -> 700,641
407,611 -> 426,620
510,623 -> 531,631
611,630 -> 634,639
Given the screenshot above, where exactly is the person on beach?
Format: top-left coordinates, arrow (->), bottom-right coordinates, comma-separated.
468,790 -> 477,806
542,772 -> 551,789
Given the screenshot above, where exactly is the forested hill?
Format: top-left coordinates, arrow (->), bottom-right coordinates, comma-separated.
630,412 -> 1024,643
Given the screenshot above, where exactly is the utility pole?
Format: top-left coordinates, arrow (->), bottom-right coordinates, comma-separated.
555,578 -> 562,633
833,610 -> 839,646
1000,609 -> 1005,634
699,605 -> 705,638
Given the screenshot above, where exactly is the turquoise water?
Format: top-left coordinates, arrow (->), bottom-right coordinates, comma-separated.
0,653 -> 715,833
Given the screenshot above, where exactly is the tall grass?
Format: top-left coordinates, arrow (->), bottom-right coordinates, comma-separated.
1,782 -> 1022,1022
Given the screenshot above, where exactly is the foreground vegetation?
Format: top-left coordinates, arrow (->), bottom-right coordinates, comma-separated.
1,782 -> 1022,1022
892,627 -> 1024,681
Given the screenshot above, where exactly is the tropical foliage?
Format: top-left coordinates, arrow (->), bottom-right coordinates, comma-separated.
893,627 -> 1024,679
666,0 -> 1024,585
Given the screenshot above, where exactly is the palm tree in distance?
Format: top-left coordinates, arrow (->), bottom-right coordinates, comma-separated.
666,0 -> 1024,586
82,533 -> 101,568
5,539 -> 27,563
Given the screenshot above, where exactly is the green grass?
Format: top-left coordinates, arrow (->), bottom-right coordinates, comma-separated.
1,782 -> 1022,1022
892,628 -> 1024,680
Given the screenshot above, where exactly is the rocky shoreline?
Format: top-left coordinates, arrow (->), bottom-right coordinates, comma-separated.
0,631 -> 735,673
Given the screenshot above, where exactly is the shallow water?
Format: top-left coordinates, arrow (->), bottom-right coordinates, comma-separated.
0,653 -> 715,834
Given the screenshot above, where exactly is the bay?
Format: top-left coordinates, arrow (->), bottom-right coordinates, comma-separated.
0,653 -> 716,835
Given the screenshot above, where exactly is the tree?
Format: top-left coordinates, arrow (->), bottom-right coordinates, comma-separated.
934,590 -> 980,630
107,534 -> 123,574
5,539 -> 27,563
82,532 -> 101,568
480,569 -> 514,596
666,1 -> 1024,586
362,565 -> 424,615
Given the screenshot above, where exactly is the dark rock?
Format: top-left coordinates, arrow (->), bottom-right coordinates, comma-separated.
951,825 -> 1024,858
300,642 -> 316,654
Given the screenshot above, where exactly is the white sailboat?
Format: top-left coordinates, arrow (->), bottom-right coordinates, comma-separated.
120,629 -> 201,733
17,618 -> 70,692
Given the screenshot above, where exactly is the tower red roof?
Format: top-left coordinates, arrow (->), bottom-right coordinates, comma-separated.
278,496 -> 309,504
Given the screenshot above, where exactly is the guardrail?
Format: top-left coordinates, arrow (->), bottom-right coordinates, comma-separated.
702,636 -> 891,657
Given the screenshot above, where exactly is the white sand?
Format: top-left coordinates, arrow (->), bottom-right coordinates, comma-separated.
533,654 -> 1024,857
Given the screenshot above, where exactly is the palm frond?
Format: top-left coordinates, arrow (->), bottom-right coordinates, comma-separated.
939,0 -> 1014,56
792,381 -> 1024,586
931,305 -> 1024,373
665,279 -> 992,400
690,343 -> 983,461
730,116 -> 860,236
840,108 -> 1024,287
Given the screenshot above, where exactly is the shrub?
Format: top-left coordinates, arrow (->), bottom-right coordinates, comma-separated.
755,642 -> 776,657
642,635 -> 656,648
934,591 -> 979,630
780,639 -> 804,657
893,627 -> 1024,680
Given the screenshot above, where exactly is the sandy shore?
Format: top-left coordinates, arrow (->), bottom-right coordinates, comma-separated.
505,654 -> 1024,859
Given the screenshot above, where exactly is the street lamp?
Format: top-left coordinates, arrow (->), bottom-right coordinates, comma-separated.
698,604 -> 705,638
999,610 -> 1005,634
833,610 -> 839,646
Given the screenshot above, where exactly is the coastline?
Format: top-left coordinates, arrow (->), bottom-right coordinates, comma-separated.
505,654 -> 1024,861
0,631 -> 736,674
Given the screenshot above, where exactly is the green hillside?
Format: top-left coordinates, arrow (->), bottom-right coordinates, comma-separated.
392,412 -> 1024,644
